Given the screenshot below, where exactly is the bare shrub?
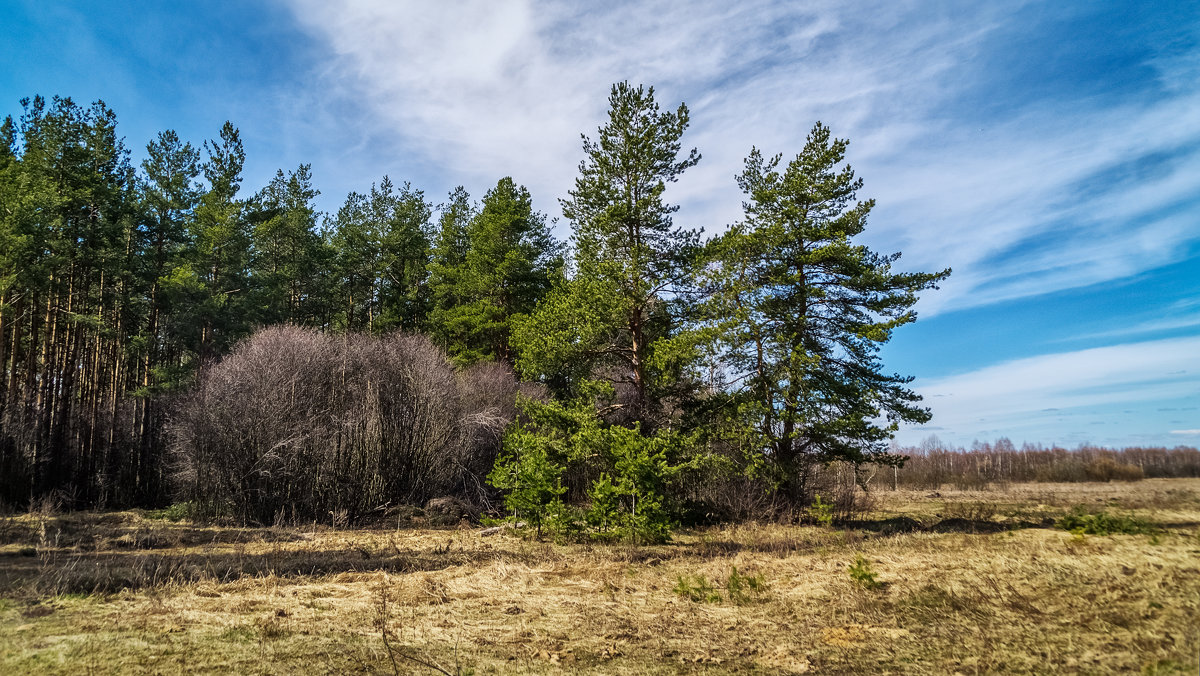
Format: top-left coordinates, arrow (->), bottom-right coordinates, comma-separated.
678,471 -> 782,524
775,460 -> 876,522
827,462 -> 876,521
454,361 -> 520,507
169,326 -> 517,524
1084,458 -> 1144,482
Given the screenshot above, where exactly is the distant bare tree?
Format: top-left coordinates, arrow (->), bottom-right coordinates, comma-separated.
892,438 -> 1200,490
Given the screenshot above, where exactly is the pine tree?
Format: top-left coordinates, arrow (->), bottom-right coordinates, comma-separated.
187,122 -> 252,364
138,130 -> 201,390
0,96 -> 144,504
372,179 -> 431,332
428,186 -> 475,348
708,123 -> 950,500
327,189 -> 377,333
513,82 -> 701,426
441,177 -> 559,365
249,165 -> 328,327
327,177 -> 433,334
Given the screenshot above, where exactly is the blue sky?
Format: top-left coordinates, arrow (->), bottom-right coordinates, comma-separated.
2,0 -> 1198,449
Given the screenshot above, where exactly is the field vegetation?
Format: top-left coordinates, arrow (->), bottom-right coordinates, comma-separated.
5,80 -> 1200,675
2,478 -> 1197,674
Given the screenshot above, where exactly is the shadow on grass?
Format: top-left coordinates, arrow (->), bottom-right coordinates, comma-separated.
0,540 -> 544,599
1,515 -> 310,549
845,516 -> 1057,534
619,536 -> 822,563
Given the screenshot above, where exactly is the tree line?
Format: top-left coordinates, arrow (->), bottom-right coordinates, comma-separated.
2,83 -> 959,538
892,438 -> 1200,490
0,95 -> 557,509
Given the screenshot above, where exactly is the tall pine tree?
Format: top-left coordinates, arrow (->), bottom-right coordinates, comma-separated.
707,123 -> 950,500
372,179 -> 431,333
514,82 -> 701,427
428,186 -> 475,348
187,122 -> 253,365
440,177 -> 559,365
249,165 -> 329,328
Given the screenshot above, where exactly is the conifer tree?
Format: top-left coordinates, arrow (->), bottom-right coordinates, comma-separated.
513,82 -> 701,426
708,123 -> 950,500
0,96 -> 143,503
139,130 -> 201,387
187,122 -> 252,364
428,186 -> 475,347
373,179 -> 432,332
442,177 -> 559,365
249,165 -> 328,327
327,190 -> 376,332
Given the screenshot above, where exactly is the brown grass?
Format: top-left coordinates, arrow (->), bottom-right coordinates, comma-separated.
2,479 -> 1198,674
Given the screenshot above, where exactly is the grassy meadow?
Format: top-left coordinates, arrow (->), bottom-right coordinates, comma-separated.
1,479 -> 1198,674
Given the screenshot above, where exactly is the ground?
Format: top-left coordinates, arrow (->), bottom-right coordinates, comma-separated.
1,479 -> 1198,674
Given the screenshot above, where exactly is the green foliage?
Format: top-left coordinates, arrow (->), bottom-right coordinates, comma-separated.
486,424 -> 568,538
725,566 -> 768,605
673,574 -> 722,603
431,178 -> 559,366
185,121 -> 253,363
0,84 -> 953,521
511,271 -> 624,392
144,502 -> 193,522
428,186 -> 475,343
488,384 -> 682,543
703,122 -> 950,500
517,82 -> 702,423
807,494 -> 834,527
673,567 -> 768,604
585,474 -> 623,537
327,177 -> 433,333
373,181 -> 433,332
597,424 -> 677,543
1057,506 -> 1156,535
848,554 -> 882,589
249,164 -> 329,327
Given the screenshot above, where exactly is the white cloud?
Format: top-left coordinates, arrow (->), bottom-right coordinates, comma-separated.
283,1 -> 1200,315
899,336 -> 1200,446
1171,429 -> 1200,435
1067,313 -> 1200,342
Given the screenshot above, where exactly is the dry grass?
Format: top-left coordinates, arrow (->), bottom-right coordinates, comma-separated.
1,479 -> 1198,674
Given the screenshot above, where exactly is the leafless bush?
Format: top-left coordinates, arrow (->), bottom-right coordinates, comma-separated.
810,461 -> 875,521
169,326 -> 518,524
453,362 -> 520,507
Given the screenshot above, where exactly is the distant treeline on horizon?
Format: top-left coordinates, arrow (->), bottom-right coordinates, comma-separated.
889,441 -> 1200,490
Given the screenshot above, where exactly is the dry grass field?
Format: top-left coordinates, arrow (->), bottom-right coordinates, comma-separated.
1,479 -> 1198,675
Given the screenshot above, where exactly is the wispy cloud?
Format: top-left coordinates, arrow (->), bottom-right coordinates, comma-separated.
1066,313 -> 1200,342
900,336 -> 1200,446
283,1 -> 1200,316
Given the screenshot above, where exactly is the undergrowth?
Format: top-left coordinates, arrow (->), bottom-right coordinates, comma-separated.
1057,506 -> 1156,535
144,503 -> 194,522
848,554 -> 882,590
673,567 -> 768,604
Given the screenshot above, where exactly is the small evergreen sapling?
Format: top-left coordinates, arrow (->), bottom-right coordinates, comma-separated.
487,425 -> 567,538
848,554 -> 882,590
